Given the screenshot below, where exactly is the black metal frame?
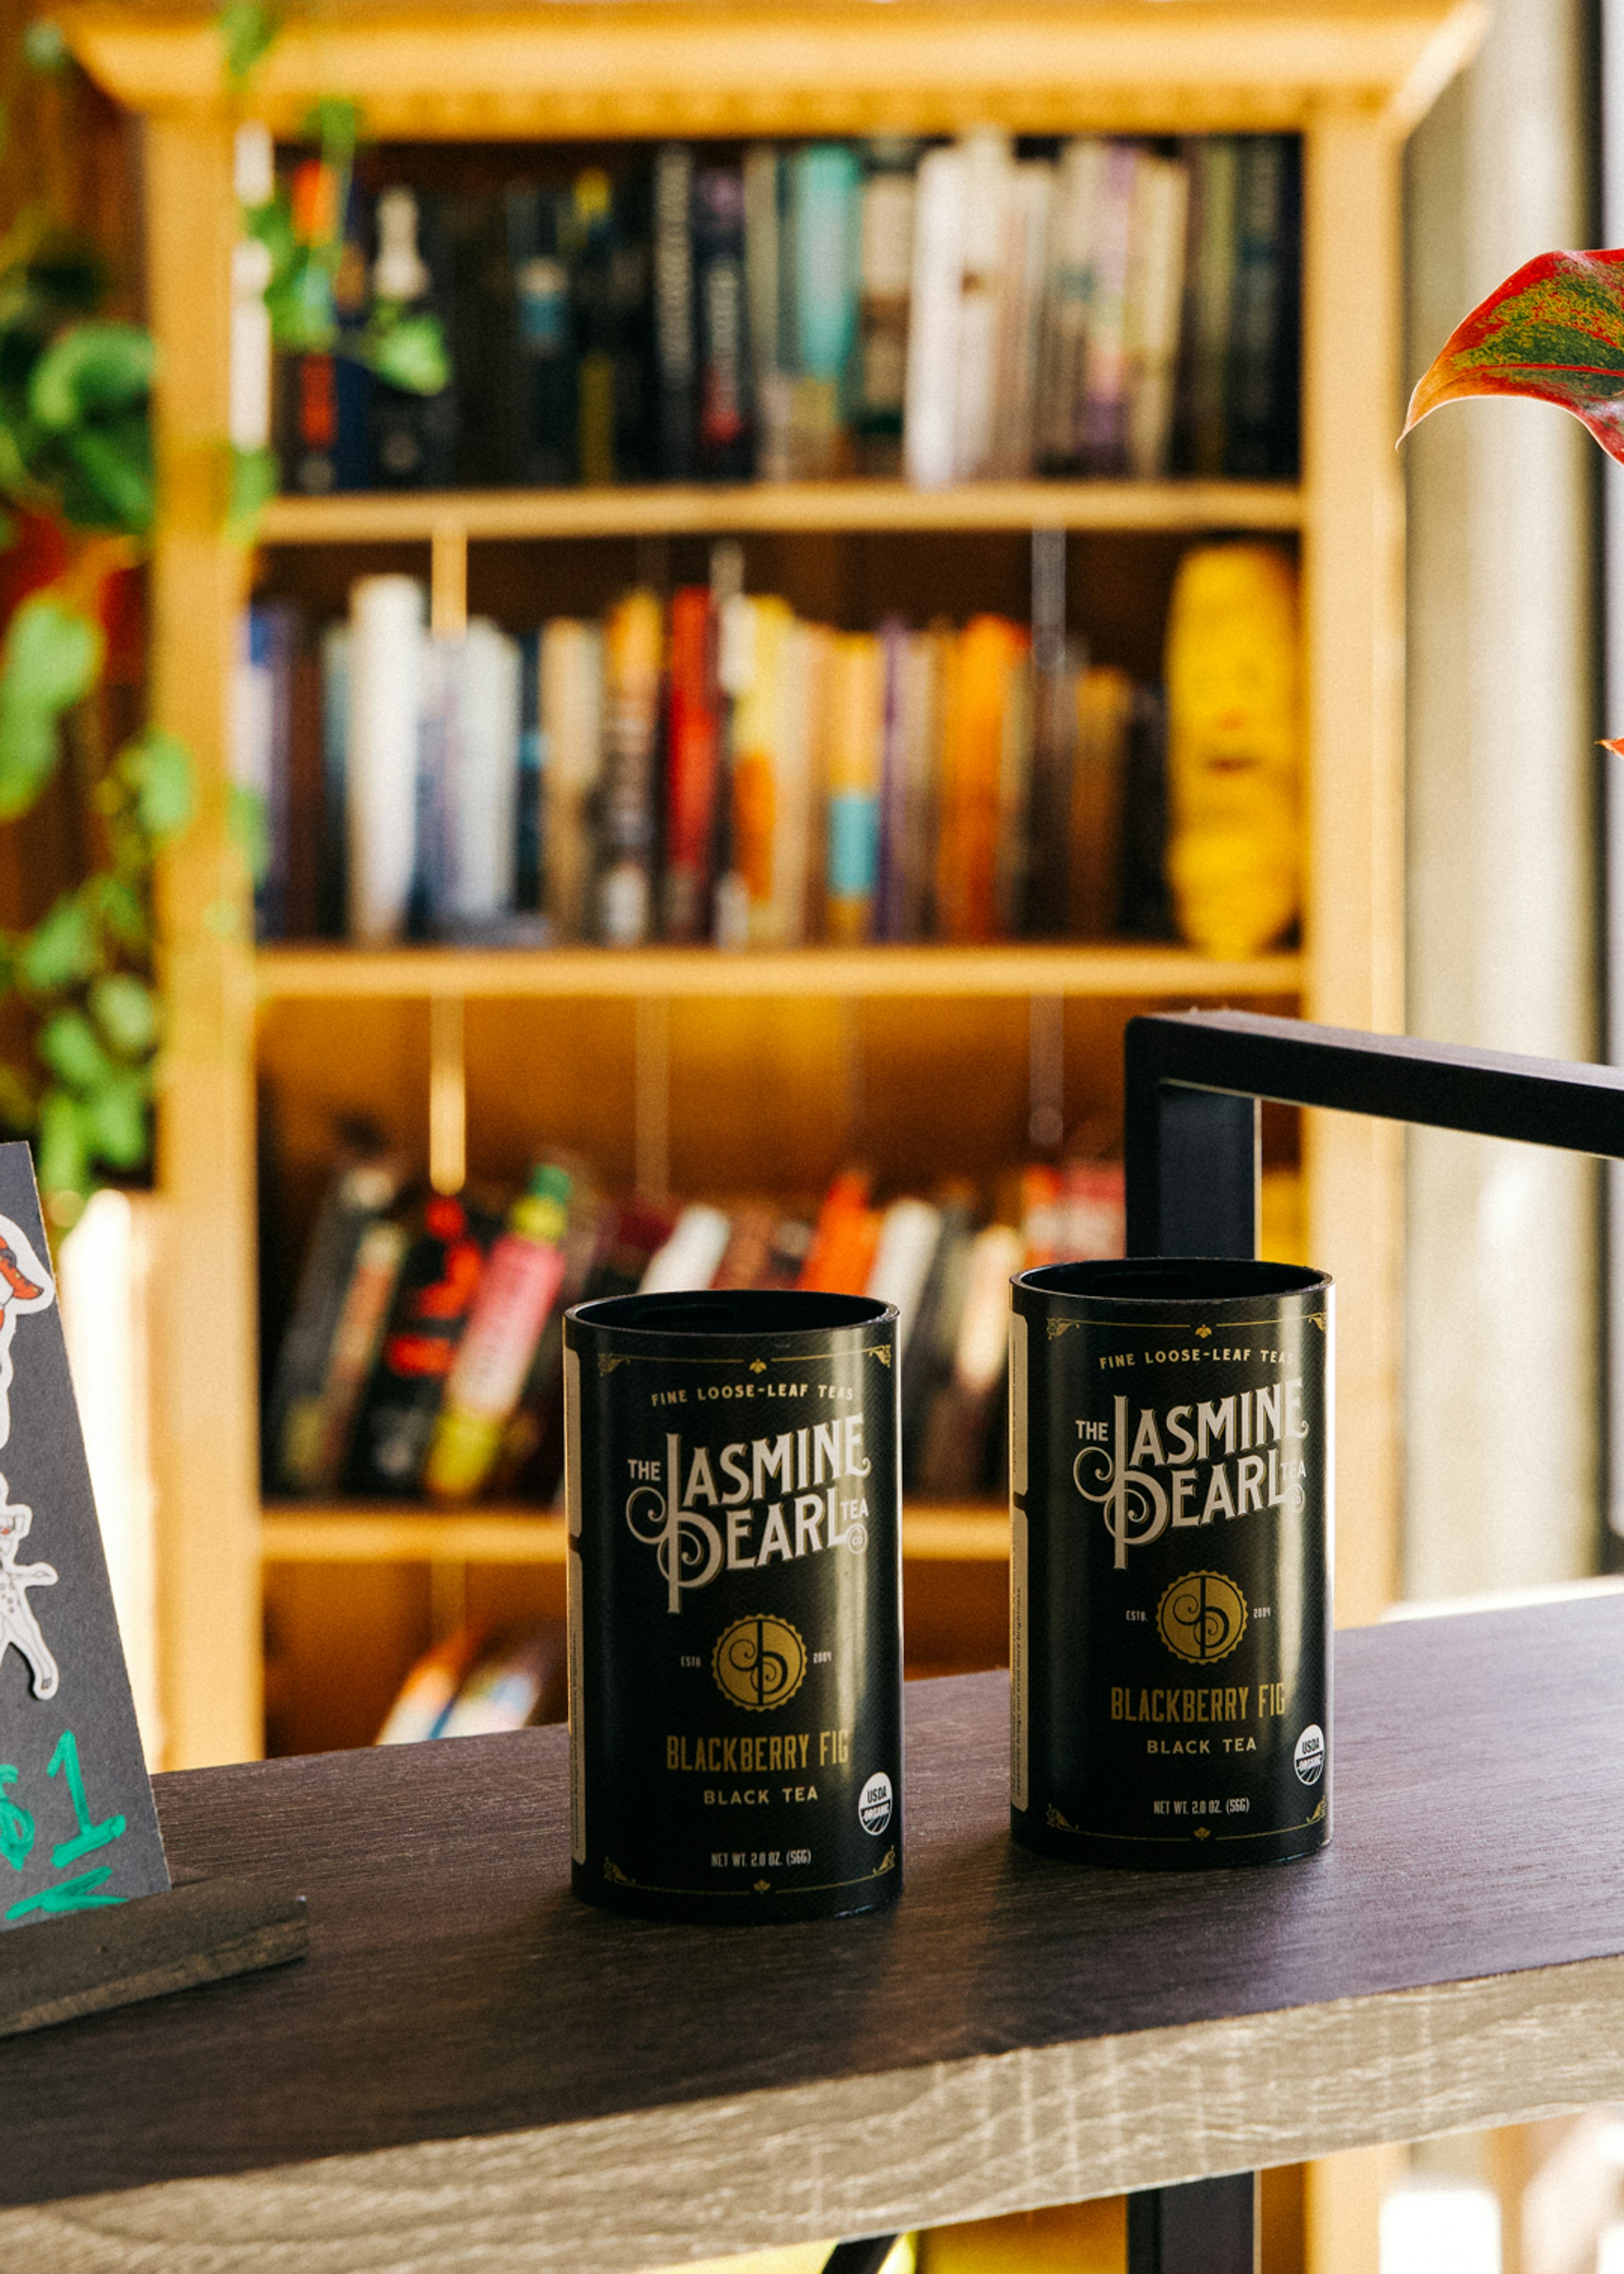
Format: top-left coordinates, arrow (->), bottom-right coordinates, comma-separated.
822,1008 -> 1624,2274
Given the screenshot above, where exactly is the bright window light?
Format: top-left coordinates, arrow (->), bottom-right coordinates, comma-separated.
1598,2221 -> 1624,2274
1380,2185 -> 1499,2274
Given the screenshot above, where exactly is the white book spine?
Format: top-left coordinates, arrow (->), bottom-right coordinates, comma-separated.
639,1205 -> 734,1295
903,146 -> 966,490
449,619 -> 521,924
346,575 -> 425,944
865,1198 -> 943,1361
952,132 -> 1013,481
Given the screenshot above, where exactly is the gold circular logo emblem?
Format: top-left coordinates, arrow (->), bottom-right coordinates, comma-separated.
712,1615 -> 808,1712
1156,1571 -> 1248,1665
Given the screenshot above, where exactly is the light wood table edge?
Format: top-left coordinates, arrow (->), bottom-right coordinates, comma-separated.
7,1950 -> 1621,2273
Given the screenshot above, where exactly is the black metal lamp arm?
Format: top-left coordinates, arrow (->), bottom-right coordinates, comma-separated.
1124,1007 -> 1624,1259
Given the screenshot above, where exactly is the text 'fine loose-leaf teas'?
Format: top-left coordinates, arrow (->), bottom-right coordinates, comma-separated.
565,1289 -> 903,1923
1010,1257 -> 1332,1869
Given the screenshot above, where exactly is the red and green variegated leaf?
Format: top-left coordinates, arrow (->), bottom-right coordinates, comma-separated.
1402,247 -> 1624,463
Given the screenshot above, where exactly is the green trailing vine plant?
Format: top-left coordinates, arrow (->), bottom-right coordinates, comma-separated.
0,6 -> 449,1224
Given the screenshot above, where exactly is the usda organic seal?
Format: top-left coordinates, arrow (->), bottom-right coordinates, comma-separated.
1294,1723 -> 1326,1785
859,1771 -> 893,1835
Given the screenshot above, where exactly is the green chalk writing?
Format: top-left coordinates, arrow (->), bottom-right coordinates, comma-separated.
48,1728 -> 125,1867
0,1765 -> 33,1872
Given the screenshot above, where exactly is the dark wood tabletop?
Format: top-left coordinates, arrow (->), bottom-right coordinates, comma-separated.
7,1593 -> 1624,2273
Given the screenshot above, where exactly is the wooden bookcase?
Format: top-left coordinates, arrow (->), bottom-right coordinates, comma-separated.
60,0 -> 1484,1774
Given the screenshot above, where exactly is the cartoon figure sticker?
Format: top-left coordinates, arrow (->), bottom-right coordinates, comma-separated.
0,1143 -> 169,1929
0,1214 -> 58,1699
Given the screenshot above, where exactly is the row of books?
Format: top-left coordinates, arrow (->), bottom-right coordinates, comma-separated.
275,133 -> 1299,495
238,576 -> 1177,948
264,1142 -> 1127,1513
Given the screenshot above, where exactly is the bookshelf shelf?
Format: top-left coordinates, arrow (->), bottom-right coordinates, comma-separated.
256,942 -> 1304,1004
260,1501 -> 1011,1564
256,480 -> 1304,546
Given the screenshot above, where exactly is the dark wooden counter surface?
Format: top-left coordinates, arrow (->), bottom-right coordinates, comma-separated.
7,1596 -> 1624,2273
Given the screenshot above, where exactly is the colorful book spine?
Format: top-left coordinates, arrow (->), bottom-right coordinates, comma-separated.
346,575 -> 425,944
1125,152 -> 1191,480
344,1192 -> 498,1494
540,618 -> 604,943
824,632 -> 883,942
1068,664 -> 1134,937
936,615 -> 1025,942
662,586 -> 720,940
308,1214 -> 411,1491
265,1151 -> 404,1492
743,144 -> 794,481
774,619 -> 828,945
873,616 -> 912,940
855,140 -> 918,478
726,593 -> 793,944
987,159 -> 1055,479
570,169 -> 621,488
693,167 -> 752,481
424,1163 -> 573,1500
1036,137 -> 1105,473
791,143 -> 861,478
799,1169 -> 880,1295
317,623 -> 349,937
653,143 -> 697,480
1225,136 -> 1299,479
515,627 -> 542,915
506,184 -> 577,486
1081,141 -> 1139,474
1180,136 -> 1239,477
596,589 -> 664,945
369,186 -> 454,488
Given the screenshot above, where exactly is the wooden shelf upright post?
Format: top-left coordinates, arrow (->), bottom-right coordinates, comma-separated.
145,114 -> 263,1772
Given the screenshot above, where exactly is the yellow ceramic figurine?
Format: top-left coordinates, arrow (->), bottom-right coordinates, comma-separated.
1163,543 -> 1301,958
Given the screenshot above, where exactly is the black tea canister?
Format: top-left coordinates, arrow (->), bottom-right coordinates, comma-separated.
564,1288 -> 903,1923
1010,1256 -> 1332,1869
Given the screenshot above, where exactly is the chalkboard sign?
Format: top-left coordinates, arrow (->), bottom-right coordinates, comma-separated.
0,1143 -> 168,1930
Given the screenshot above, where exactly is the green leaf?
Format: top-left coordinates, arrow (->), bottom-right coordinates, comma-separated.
22,19 -> 67,74
217,0 -> 281,89
83,1071 -> 148,1169
303,97 -> 360,166
19,892 -> 97,990
1403,247 -> 1624,461
229,782 -> 269,883
90,875 -> 146,952
0,597 -> 101,818
29,322 -> 154,433
362,309 -> 450,396
228,444 -> 279,542
38,1008 -> 113,1093
58,420 -> 153,534
36,1086 -> 88,1202
121,728 -> 194,842
89,973 -> 157,1057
